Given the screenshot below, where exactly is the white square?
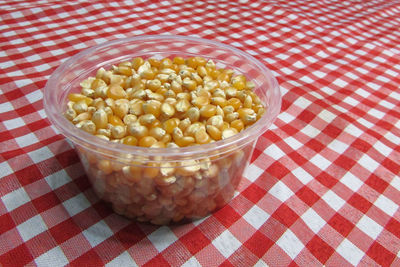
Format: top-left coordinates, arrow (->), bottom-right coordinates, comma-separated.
269,181 -> 294,202
105,251 -> 138,267
243,205 -> 270,229
35,246 -> 69,267
322,190 -> 345,211
301,208 -> 326,234
293,61 -> 306,69
324,64 -> 338,70
374,194 -> 399,217
358,154 -> 379,172
368,108 -> 385,119
35,63 -> 51,72
384,131 -> 400,145
45,169 -> 71,190
344,123 -> 363,138
320,86 -> 335,96
3,117 -> 25,130
356,215 -> 383,240
292,167 -> 313,185
25,90 -> 43,104
374,141 -> 392,157
254,259 -> 268,267
299,75 -> 314,84
2,187 -> 30,211
285,136 -> 302,150
147,226 -> 178,252
0,161 -> 13,178
83,220 -> 114,247
63,193 -> 91,217
243,164 -> 264,183
343,96 -> 358,106
0,102 -> 14,113
366,82 -> 380,90
212,230 -> 241,258
357,118 -> 373,128
279,111 -> 295,124
28,146 -> 54,164
327,139 -> 349,154
379,100 -> 395,110
355,88 -> 370,98
276,229 -> 304,259
301,124 -> 321,138
17,215 -> 47,242
264,144 -> 285,160
15,133 -> 39,147
336,239 -> 364,265
181,257 -> 201,267
313,71 -> 325,78
310,154 -> 331,170
340,172 -> 363,192
333,78 -> 347,87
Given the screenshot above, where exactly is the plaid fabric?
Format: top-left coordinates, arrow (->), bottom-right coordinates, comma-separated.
1,0 -> 400,266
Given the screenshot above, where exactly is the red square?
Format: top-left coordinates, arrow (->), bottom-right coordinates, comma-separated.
49,218 -> 82,244
315,171 -> 338,189
381,157 -> 400,175
364,174 -> 389,194
266,161 -> 290,180
244,231 -> 274,258
70,249 -> 103,267
32,191 -> 61,213
272,204 -> 299,228
56,149 -> 80,168
241,183 -> 267,204
306,235 -> 335,264
347,193 -> 372,213
385,218 -> 400,239
334,155 -> 357,171
180,227 -> 210,255
114,223 -> 146,249
220,260 -> 235,267
288,151 -> 308,166
328,213 -> 354,237
366,242 -> 396,267
296,186 -> 320,206
214,205 -> 241,228
0,243 -> 33,267
142,254 -> 170,267
0,213 -> 15,234
226,246 -> 259,266
323,124 -> 341,139
14,164 -> 43,186
351,138 -> 372,153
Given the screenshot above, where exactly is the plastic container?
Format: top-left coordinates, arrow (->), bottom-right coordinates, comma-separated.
44,35 -> 281,224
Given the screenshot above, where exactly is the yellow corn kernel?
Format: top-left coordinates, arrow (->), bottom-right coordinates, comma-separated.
81,87 -> 94,98
128,123 -> 148,139
231,119 -> 244,131
147,79 -> 161,91
92,109 -> 108,129
97,159 -> 113,175
129,99 -> 144,116
118,65 -> 133,76
132,57 -> 144,70
72,112 -> 91,124
178,118 -> 191,132
68,93 -> 92,105
139,136 -> 158,147
184,123 -> 201,137
147,91 -> 164,102
138,114 -> 156,126
107,84 -> 127,99
160,58 -> 173,69
222,128 -> 238,139
206,125 -> 221,140
173,56 -> 185,65
140,69 -> 155,80
211,97 -> 227,108
187,107 -> 200,122
161,133 -> 172,143
143,162 -> 159,179
244,95 -> 253,108
210,69 -> 221,79
192,96 -> 209,108
142,100 -> 161,117
186,57 -> 198,68
171,80 -> 182,93
161,102 -> 175,118
72,100 -> 88,114
227,98 -> 241,110
121,136 -> 138,146
92,98 -> 106,110
64,108 -> 76,121
149,127 -> 166,140
182,77 -> 197,91
225,87 -> 237,98
80,120 -> 96,134
114,99 -> 129,118
175,136 -> 195,147
108,115 -> 124,126
195,128 -> 211,144
123,114 -> 137,125
225,112 -> 239,123
97,128 -> 111,137
175,99 -> 190,113
200,104 -> 217,118
95,134 -> 109,141
238,108 -> 255,119
163,118 -> 180,134
91,78 -> 107,90
156,86 -> 168,96
148,58 -> 161,67
191,72 -> 203,84
196,66 -> 208,77
207,115 -> 224,129
222,121 -> 230,131
257,107 -> 266,118
217,72 -> 230,82
111,125 -> 126,139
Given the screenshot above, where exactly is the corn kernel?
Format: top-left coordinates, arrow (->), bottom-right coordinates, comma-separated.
222,128 -> 238,139
139,136 -> 157,147
175,99 -> 190,113
195,128 -> 211,144
80,120 -> 96,134
231,119 -> 244,131
163,118 -> 180,134
132,57 -> 144,70
107,84 -> 127,99
161,102 -> 175,118
108,115 -> 124,126
206,125 -> 221,140
175,136 -> 195,147
149,127 -> 166,140
92,109 -> 108,129
178,118 -> 191,132
128,123 -> 148,139
139,114 -> 156,126
111,125 -> 126,139
121,135 -> 138,146
200,104 -> 216,118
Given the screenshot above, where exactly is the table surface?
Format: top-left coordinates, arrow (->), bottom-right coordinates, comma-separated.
1,0 -> 400,266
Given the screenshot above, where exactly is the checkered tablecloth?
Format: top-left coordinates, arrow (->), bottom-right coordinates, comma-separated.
1,0 -> 400,266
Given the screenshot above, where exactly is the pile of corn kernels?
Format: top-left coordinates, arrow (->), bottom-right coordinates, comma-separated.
65,56 -> 266,224
65,56 -> 265,147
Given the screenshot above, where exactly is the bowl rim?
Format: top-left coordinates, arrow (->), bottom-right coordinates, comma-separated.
44,35 -> 281,160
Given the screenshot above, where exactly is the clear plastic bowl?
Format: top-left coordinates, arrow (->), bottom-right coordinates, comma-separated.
44,35 -> 281,225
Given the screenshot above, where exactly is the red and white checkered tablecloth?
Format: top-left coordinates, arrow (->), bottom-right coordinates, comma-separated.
1,0 -> 400,266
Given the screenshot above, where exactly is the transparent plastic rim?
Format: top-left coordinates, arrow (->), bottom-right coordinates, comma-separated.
44,35 -> 281,160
